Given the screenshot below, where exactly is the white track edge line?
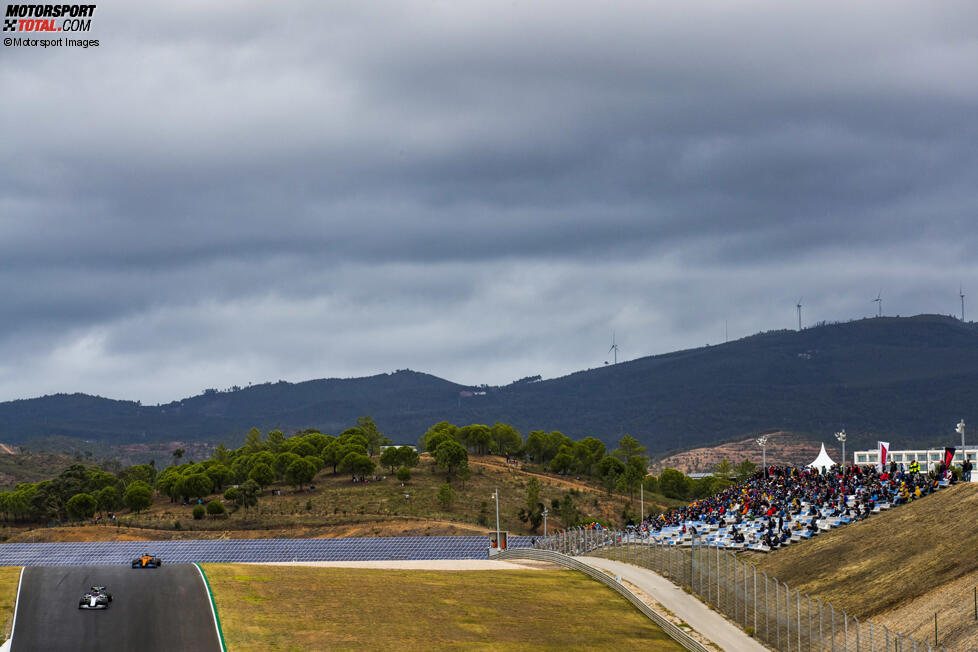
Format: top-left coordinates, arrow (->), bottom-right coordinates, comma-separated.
6,567 -> 25,648
193,563 -> 226,652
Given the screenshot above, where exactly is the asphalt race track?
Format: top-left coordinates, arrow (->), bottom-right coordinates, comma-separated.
11,564 -> 221,651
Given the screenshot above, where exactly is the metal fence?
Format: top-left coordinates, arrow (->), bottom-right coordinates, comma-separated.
536,527 -> 946,652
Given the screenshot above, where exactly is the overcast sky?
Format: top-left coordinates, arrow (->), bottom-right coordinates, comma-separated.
1,0 -> 976,404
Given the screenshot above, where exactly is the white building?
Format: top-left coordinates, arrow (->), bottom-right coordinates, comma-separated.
850,447 -> 975,471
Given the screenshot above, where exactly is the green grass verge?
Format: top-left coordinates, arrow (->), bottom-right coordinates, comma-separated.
0,567 -> 21,641
203,564 -> 686,651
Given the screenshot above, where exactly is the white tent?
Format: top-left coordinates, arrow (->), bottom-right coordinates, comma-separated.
808,443 -> 836,473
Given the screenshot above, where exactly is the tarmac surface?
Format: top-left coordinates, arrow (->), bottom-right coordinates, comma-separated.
578,556 -> 767,652
11,564 -> 221,652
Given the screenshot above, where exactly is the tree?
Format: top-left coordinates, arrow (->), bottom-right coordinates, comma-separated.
124,481 -> 153,513
434,440 -> 468,478
119,464 -> 156,488
380,447 -> 400,474
597,455 -> 625,494
714,458 -> 734,478
397,446 -> 420,469
244,427 -> 263,453
239,480 -> 260,508
285,459 -> 317,490
206,500 -> 226,517
491,422 -> 523,456
457,424 -> 493,454
549,449 -> 576,475
248,463 -> 275,491
437,482 -> 456,509
658,468 -> 690,500
397,466 -> 411,482
95,485 -> 121,514
733,459 -> 757,481
180,473 -> 214,500
613,435 -> 647,462
172,448 -> 185,465
642,474 -> 659,495
205,464 -> 232,492
338,453 -> 375,480
213,443 -> 231,465
618,456 -> 647,501
573,437 -> 606,476
421,421 -> 457,452
357,415 -> 388,455
518,477 -> 544,531
266,429 -> 286,454
274,452 -> 301,479
321,442 -> 343,474
559,493 -> 578,526
66,493 -> 97,520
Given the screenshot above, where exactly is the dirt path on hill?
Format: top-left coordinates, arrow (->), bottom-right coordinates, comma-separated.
469,459 -> 603,494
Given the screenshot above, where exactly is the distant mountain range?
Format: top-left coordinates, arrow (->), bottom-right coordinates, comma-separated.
2,314 -> 977,456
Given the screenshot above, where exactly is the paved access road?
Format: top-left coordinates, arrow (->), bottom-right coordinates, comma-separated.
11,564 -> 221,652
578,557 -> 767,652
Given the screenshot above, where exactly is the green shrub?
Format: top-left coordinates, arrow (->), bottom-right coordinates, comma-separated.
397,466 -> 411,482
192,504 -> 205,520
206,500 -> 226,516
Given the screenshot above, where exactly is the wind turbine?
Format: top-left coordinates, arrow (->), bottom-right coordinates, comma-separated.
960,285 -> 966,322
873,289 -> 882,318
796,297 -> 803,331
608,331 -> 621,364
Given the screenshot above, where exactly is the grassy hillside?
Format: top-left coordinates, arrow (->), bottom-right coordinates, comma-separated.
744,482 -> 978,649
4,314 -> 978,455
1,455 -> 684,543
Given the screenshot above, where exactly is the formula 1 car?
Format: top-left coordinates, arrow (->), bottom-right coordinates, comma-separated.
79,585 -> 112,609
131,553 -> 162,568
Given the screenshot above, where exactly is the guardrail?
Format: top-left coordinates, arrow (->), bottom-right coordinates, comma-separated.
494,548 -> 710,652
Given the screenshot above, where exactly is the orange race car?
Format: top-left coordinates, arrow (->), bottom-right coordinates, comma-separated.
131,553 -> 162,568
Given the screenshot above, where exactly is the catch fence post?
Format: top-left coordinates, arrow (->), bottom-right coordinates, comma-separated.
734,555 -> 739,623
830,602 -> 835,652
776,580 -> 781,650
796,588 -> 802,652
843,609 -> 848,650
870,620 -> 873,652
816,597 -> 823,652
855,615 -> 860,652
753,564 -> 758,636
764,571 -> 770,643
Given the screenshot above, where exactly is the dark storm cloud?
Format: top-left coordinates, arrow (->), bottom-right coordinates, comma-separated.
0,0 -> 975,402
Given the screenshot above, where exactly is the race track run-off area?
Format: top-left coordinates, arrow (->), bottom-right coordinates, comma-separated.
11,564 -> 221,651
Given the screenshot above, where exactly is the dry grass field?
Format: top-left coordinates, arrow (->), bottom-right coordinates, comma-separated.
203,564 -> 687,651
744,482 -> 978,650
0,566 -> 21,642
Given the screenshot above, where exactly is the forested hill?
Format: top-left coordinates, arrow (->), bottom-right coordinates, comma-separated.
2,314 -> 978,455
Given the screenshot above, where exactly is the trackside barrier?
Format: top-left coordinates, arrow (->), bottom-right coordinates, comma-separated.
493,548 -> 709,652
538,527 -> 946,652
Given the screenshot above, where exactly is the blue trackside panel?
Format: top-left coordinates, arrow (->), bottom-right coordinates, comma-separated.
0,536 -> 533,566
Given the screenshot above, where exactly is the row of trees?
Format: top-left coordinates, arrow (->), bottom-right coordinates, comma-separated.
0,463 -> 156,522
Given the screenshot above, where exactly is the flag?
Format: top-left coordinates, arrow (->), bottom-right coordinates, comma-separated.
878,441 -> 890,472
944,447 -> 956,469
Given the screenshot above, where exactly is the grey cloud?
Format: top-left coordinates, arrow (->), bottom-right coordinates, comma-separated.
0,1 -> 975,403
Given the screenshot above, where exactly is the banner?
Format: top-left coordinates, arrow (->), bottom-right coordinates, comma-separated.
944,447 -> 956,469
878,441 -> 890,472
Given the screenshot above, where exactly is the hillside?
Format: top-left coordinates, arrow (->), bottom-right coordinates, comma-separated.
2,314 -> 978,455
746,482 -> 978,650
0,454 -> 683,543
